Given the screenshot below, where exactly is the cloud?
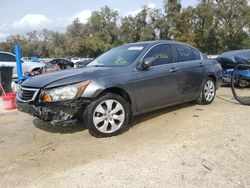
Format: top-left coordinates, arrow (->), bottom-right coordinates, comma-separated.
71,9 -> 92,23
13,14 -> 53,30
125,3 -> 157,17
0,33 -> 9,41
0,9 -> 93,41
147,3 -> 157,9
0,14 -> 54,40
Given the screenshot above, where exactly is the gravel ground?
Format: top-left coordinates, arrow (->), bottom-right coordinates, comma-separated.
0,87 -> 250,188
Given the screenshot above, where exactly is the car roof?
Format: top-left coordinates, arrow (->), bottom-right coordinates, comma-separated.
123,40 -> 200,51
221,49 -> 250,56
124,40 -> 185,45
0,51 -> 15,56
51,58 -> 70,61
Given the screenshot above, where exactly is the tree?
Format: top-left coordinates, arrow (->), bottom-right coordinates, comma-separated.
215,0 -> 250,52
171,7 -> 196,46
65,6 -> 119,57
86,6 -> 119,44
120,6 -> 160,42
193,0 -> 220,54
50,32 -> 67,57
163,0 -> 182,39
2,2 -> 250,57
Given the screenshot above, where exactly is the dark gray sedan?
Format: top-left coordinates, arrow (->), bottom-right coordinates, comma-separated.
16,41 -> 222,137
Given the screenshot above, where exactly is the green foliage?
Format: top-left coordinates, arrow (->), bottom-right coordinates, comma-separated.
120,6 -> 160,42
1,1 -> 250,57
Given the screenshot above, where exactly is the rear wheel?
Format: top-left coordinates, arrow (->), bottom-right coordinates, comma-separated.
85,93 -> 131,137
196,78 -> 216,105
238,78 -> 250,88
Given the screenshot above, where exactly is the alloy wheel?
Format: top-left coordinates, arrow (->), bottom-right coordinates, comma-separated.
93,99 -> 125,133
204,80 -> 215,102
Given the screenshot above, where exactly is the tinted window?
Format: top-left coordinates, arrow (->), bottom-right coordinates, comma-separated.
0,53 -> 16,62
193,49 -> 201,60
173,44 -> 195,62
144,44 -> 173,66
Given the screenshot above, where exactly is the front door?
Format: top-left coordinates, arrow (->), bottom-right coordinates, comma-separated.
134,44 -> 181,112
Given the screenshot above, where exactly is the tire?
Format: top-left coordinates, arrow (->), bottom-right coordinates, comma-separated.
196,77 -> 216,105
237,78 -> 250,88
84,93 -> 131,138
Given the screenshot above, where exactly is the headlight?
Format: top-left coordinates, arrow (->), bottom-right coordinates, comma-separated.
41,80 -> 90,102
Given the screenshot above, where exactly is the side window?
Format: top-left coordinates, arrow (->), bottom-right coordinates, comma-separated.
0,53 -> 16,62
173,44 -> 195,62
144,44 -> 173,66
193,49 -> 201,60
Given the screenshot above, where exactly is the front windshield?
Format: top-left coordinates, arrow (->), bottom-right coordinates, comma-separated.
87,44 -> 148,67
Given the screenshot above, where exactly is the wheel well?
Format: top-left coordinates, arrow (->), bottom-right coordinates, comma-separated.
98,87 -> 132,104
32,67 -> 41,72
208,75 -> 216,83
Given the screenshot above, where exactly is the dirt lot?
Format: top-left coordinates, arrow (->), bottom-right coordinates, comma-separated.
0,87 -> 250,188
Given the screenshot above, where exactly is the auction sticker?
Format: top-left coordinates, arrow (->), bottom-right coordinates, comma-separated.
128,46 -> 144,51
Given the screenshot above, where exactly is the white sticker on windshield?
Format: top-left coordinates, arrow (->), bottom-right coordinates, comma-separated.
128,46 -> 144,51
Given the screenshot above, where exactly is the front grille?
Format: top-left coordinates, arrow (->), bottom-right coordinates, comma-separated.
18,87 -> 39,101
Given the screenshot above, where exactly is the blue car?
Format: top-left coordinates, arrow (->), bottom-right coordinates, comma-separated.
216,50 -> 250,87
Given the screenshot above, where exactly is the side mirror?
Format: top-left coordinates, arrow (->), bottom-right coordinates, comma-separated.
140,57 -> 156,70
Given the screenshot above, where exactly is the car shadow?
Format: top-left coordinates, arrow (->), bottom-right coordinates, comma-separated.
33,118 -> 87,134
33,102 -> 196,134
217,85 -> 241,105
131,102 -> 196,127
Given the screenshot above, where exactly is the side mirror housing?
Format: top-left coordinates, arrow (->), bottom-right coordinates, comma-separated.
140,57 -> 156,70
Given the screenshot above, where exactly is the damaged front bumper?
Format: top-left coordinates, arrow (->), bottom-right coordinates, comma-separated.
16,98 -> 92,126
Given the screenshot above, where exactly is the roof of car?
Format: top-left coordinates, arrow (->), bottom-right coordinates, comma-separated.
0,51 -> 15,56
123,40 -> 199,51
124,40 -> 186,45
221,49 -> 250,56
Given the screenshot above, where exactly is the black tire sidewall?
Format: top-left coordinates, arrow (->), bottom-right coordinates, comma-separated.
85,93 -> 131,137
198,78 -> 216,105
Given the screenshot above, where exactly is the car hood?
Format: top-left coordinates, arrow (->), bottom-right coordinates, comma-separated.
21,66 -> 127,89
217,55 -> 250,64
23,61 -> 45,66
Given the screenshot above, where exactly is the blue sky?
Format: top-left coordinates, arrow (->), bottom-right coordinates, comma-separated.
0,0 -> 198,40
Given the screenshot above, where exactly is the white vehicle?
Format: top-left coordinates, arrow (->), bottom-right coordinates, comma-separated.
70,57 -> 82,64
0,51 -> 45,78
207,55 -> 219,59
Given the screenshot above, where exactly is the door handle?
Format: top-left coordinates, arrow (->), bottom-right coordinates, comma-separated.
199,62 -> 203,67
169,67 -> 178,73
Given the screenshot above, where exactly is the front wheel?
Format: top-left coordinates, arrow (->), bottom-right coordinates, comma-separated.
196,78 -> 216,105
85,93 -> 131,137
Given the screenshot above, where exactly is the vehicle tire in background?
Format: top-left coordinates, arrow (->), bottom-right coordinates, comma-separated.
196,77 -> 216,105
84,93 -> 131,137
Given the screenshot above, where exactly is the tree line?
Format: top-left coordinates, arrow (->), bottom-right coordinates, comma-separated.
1,0 -> 250,58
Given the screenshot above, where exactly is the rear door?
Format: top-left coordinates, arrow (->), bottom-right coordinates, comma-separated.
134,44 -> 181,111
172,44 -> 205,101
